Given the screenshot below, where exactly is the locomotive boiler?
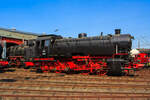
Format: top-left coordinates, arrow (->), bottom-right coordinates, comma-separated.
7,29 -> 134,75
49,29 -> 132,57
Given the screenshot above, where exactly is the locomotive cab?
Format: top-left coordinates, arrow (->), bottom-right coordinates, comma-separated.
35,38 -> 50,57
35,34 -> 62,57
37,39 -> 50,57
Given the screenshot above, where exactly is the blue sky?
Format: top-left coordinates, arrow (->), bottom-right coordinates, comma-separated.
0,0 -> 150,48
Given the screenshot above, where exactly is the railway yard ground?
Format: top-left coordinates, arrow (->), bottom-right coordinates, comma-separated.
0,68 -> 150,100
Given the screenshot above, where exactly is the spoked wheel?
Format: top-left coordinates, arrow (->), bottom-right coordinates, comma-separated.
16,59 -> 21,68
55,70 -> 62,73
96,69 -> 108,76
81,72 -> 89,75
55,66 -> 63,73
36,67 -> 43,73
124,69 -> 135,76
51,67 -> 62,73
41,65 -> 49,72
64,67 -> 70,73
65,67 -> 74,74
50,68 -> 56,72
79,70 -> 90,75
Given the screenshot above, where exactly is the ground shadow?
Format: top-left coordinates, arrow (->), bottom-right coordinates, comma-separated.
5,69 -> 16,72
0,79 -> 17,82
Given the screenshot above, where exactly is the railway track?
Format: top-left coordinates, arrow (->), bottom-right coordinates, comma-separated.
1,73 -> 150,85
1,94 -> 150,100
0,81 -> 150,89
0,68 -> 150,99
2,68 -> 150,81
0,88 -> 150,99
0,78 -> 150,86
3,67 -> 150,75
4,67 -> 150,76
2,68 -> 150,79
0,79 -> 150,99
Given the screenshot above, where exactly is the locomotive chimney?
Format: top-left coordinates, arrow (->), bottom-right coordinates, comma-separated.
115,29 -> 121,35
78,33 -> 87,38
100,32 -> 103,36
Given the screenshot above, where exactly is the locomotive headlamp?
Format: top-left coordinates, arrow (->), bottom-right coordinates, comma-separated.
42,49 -> 46,56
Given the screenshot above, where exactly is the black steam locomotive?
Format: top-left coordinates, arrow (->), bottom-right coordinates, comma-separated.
7,29 -> 134,75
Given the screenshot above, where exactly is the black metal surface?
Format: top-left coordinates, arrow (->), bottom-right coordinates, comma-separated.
50,33 -> 132,57
78,33 -> 87,38
7,29 -> 133,58
6,29 -> 133,75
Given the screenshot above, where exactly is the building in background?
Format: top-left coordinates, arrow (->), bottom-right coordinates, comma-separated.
0,27 -> 38,47
0,27 -> 38,59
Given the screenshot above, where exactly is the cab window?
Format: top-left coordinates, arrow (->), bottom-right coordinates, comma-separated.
41,40 -> 45,48
45,40 -> 50,47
